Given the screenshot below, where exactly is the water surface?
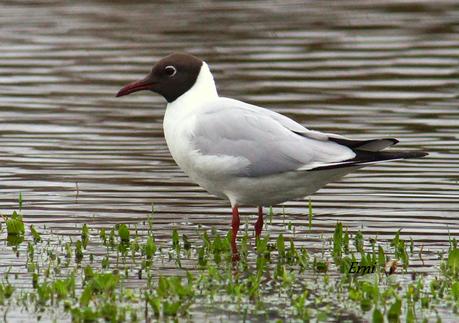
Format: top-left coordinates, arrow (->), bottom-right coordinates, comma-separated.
0,0 -> 458,319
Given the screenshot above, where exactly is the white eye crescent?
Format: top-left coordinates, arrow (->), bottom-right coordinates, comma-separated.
165,65 -> 177,77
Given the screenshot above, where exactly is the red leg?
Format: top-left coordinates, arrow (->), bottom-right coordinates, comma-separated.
255,206 -> 263,239
231,206 -> 240,261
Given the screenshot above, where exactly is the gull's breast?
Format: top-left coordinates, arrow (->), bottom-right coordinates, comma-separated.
163,105 -> 250,199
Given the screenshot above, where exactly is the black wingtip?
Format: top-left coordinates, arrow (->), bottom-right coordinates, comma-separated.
360,149 -> 428,161
329,137 -> 399,151
309,149 -> 428,171
403,150 -> 428,159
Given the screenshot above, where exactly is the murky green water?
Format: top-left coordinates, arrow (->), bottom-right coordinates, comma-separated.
0,0 -> 458,321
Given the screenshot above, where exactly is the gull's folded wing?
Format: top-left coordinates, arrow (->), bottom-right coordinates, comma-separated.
190,98 -> 426,177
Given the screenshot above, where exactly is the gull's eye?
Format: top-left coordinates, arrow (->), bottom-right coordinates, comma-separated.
164,65 -> 177,77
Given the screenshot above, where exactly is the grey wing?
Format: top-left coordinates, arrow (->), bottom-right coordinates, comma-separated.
262,104 -> 398,152
190,98 -> 357,177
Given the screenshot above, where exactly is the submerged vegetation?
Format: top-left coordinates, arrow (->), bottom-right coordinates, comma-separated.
0,202 -> 458,322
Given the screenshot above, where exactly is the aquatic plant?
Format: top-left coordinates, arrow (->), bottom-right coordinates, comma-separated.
0,202 -> 458,322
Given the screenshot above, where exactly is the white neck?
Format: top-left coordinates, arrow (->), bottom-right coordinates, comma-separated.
167,62 -> 218,109
162,62 -> 219,174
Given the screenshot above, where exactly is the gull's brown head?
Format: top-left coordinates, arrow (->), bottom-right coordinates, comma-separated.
116,53 -> 203,103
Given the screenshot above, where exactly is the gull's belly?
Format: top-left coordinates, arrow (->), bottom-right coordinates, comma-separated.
224,173 -> 318,206
223,167 -> 356,206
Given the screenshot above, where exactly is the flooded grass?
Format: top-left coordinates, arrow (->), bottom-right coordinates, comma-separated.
1,201 -> 458,322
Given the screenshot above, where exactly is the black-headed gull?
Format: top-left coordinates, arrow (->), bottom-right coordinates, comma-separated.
117,53 -> 427,259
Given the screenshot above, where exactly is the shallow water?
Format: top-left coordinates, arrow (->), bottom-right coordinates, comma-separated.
0,0 -> 458,320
